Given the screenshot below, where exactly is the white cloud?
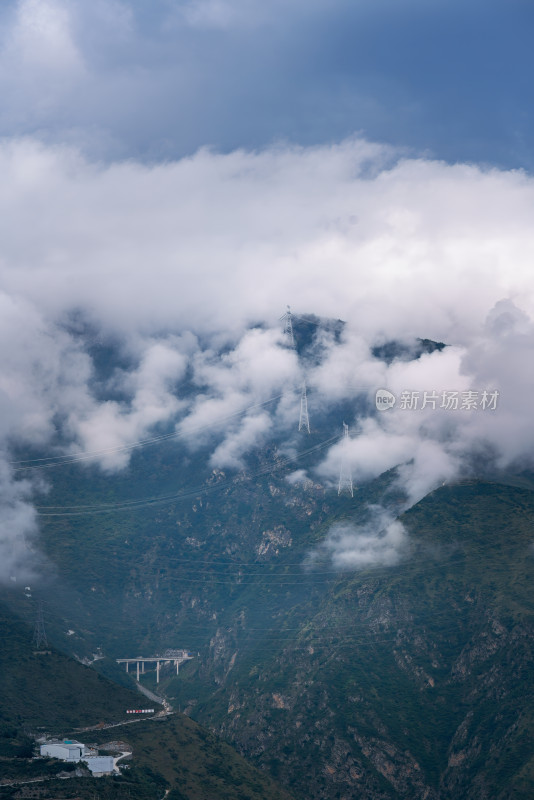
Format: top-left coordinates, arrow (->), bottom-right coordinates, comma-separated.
176,328 -> 299,467
309,511 -> 409,570
0,460 -> 41,582
313,298 -> 534,507
65,337 -> 190,471
11,0 -> 80,67
0,137 -> 534,579
1,138 -> 534,343
0,0 -> 86,128
210,411 -> 272,470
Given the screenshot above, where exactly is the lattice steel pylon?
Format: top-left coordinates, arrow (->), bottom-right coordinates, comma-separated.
298,381 -> 310,433
338,422 -> 354,497
280,305 -> 295,348
32,600 -> 48,649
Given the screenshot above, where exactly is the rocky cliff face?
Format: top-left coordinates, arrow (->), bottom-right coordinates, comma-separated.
172,482 -> 534,800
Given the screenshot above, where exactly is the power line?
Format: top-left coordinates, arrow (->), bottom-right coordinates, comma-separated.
35,434 -> 340,516
11,393 -> 286,472
32,536 -> 512,584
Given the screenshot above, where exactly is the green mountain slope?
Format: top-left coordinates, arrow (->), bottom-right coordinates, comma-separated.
186,481 -> 534,800
0,600 -> 147,733
86,714 -> 296,800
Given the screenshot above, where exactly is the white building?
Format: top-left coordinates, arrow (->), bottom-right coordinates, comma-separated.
40,740 -> 87,761
84,756 -> 115,776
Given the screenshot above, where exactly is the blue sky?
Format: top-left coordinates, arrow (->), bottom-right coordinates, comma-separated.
0,0 -> 533,167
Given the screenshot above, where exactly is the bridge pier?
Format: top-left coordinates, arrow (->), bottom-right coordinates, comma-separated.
117,652 -> 193,685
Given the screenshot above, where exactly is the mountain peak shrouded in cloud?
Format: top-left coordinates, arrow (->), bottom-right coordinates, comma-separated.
0,136 -> 534,581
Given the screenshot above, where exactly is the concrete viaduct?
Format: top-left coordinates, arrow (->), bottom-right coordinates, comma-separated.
117,649 -> 193,683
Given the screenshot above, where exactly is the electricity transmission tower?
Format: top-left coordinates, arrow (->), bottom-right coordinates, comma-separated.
338,422 -> 354,497
298,382 -> 310,433
280,305 -> 295,348
32,600 -> 48,649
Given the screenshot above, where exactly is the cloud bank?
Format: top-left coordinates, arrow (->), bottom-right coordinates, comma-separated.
0,137 -> 534,579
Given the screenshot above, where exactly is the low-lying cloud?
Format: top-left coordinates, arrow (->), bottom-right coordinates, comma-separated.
0,137 -> 534,580
313,298 -> 534,507
309,511 -> 409,571
0,460 -> 40,582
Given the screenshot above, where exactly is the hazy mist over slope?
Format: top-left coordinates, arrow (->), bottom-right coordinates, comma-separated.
1,1 -> 534,587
